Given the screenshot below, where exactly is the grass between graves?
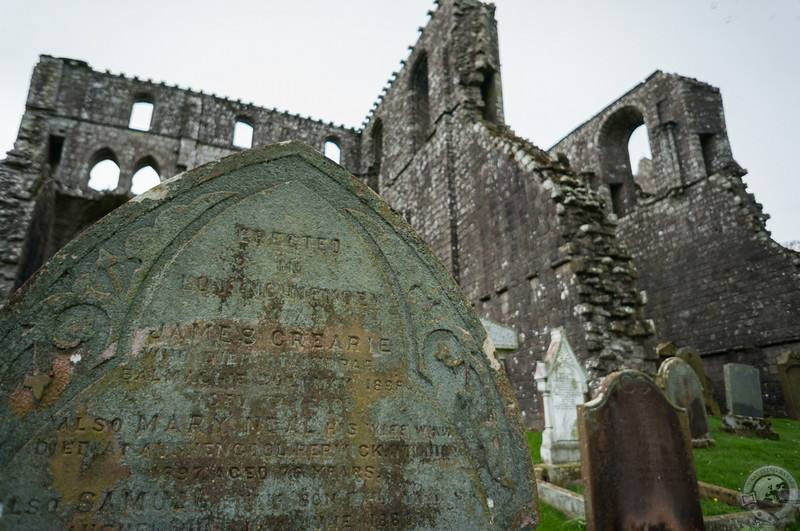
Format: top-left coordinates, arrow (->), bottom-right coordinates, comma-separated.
695,416 -> 800,517
527,417 -> 800,527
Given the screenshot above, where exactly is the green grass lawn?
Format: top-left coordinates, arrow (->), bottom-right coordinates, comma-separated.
529,416 -> 800,529
696,416 -> 800,490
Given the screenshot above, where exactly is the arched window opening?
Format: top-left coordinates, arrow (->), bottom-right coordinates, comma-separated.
48,134 -> 65,169
410,53 -> 430,149
131,165 -> 161,195
88,159 -> 120,191
480,68 -> 499,123
128,101 -> 154,131
367,119 -> 383,192
324,140 -> 341,164
598,106 -> 646,217
628,124 -> 655,195
233,120 -> 254,149
609,183 -> 625,217
699,133 -> 722,176
372,119 -> 384,168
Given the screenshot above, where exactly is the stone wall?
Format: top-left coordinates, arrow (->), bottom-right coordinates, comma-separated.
356,0 -> 655,426
550,71 -> 800,416
453,125 -> 655,427
0,55 -> 359,301
1,0 -> 796,423
30,56 -> 360,190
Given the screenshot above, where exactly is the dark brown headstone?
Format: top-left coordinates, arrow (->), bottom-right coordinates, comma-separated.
777,351 -> 800,420
578,370 -> 703,531
0,142 -> 538,529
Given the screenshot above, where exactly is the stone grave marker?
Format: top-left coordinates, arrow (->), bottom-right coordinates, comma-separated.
722,363 -> 777,439
534,328 -> 587,466
0,142 -> 538,529
577,370 -> 704,531
777,351 -> 800,420
480,316 -> 518,363
724,363 -> 764,417
676,346 -> 721,416
656,357 -> 714,447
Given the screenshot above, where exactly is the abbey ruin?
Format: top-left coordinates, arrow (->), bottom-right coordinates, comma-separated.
2,0 -> 798,427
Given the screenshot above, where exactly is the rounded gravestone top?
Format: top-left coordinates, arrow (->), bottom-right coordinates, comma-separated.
0,141 -> 538,529
657,357 -> 713,440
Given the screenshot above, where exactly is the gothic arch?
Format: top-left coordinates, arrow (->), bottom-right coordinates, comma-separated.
323,137 -> 342,164
86,147 -> 121,191
133,154 -> 161,177
597,105 -> 647,216
130,155 -> 162,195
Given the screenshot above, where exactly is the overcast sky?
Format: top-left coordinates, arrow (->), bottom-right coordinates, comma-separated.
1,0 -> 798,243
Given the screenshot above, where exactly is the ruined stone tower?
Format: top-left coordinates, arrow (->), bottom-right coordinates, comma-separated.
2,0 -> 798,426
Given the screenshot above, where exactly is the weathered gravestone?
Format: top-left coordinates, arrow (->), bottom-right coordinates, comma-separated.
676,346 -> 721,416
480,317 -> 518,363
534,328 -> 587,467
656,357 -> 714,447
722,363 -> 777,439
577,370 -> 704,531
777,351 -> 800,420
724,363 -> 764,417
0,142 -> 538,529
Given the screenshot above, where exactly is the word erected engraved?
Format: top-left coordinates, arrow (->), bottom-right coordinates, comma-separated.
0,142 -> 537,530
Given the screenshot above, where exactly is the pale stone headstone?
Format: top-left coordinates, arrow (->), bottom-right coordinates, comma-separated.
777,351 -> 800,420
724,363 -> 764,417
534,328 -> 587,465
676,346 -> 721,416
480,317 -> 518,362
656,357 -> 714,446
578,370 -> 704,531
0,142 -> 538,529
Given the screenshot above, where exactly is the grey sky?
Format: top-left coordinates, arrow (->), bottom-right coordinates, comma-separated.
1,0 -> 797,242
